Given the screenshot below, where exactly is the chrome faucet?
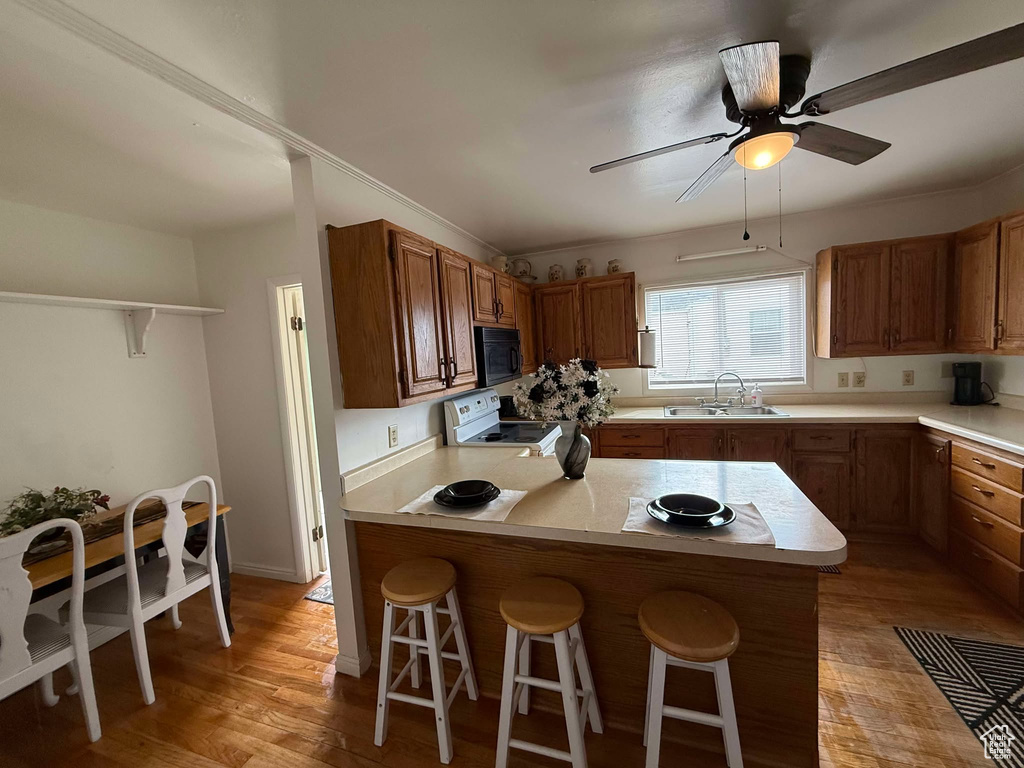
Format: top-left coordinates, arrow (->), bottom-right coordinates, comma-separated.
713,371 -> 747,407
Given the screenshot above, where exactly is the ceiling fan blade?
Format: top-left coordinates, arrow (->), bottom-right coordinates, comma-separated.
800,22 -> 1024,115
719,41 -> 780,111
589,133 -> 731,173
677,150 -> 733,202
795,122 -> 891,165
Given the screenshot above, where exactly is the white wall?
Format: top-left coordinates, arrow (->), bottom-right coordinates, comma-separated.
191,215 -> 303,580
522,172 -> 1024,399
0,199 -> 220,508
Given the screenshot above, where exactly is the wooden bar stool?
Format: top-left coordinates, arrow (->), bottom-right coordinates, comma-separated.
640,591 -> 743,768
495,577 -> 603,768
374,557 -> 478,764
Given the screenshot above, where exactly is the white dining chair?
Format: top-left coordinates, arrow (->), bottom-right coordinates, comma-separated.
0,518 -> 101,742
67,475 -> 230,705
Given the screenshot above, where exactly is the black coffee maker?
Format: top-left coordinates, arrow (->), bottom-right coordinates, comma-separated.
951,362 -> 989,406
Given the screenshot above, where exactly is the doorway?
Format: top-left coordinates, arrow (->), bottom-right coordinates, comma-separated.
269,278 -> 328,582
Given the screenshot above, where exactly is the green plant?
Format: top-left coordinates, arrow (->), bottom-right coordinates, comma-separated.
0,486 -> 111,536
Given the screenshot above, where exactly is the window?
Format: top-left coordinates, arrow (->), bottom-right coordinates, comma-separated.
644,271 -> 806,388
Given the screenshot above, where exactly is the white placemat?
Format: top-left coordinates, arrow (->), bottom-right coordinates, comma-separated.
397,485 -> 528,522
623,498 -> 776,546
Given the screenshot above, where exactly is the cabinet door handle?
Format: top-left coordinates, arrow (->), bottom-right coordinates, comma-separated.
971,515 -> 994,528
439,356 -> 447,383
449,359 -> 458,381
893,328 -> 901,345
971,457 -> 996,469
810,435 -> 832,441
935,447 -> 944,460
716,437 -> 724,454
883,327 -> 890,347
971,484 -> 995,497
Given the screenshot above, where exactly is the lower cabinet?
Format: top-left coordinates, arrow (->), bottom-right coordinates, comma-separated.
667,428 -> 725,460
855,428 -> 915,532
726,428 -> 789,471
913,432 -> 950,553
791,453 -> 852,530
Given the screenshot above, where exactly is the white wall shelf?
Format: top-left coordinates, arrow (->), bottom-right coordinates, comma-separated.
0,290 -> 224,357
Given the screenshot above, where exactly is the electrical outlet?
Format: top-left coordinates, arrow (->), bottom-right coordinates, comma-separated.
852,371 -> 866,388
388,424 -> 399,448
902,370 -> 915,386
837,372 -> 849,388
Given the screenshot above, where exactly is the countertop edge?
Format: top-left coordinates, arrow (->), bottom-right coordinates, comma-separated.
919,415 -> 1024,456
342,507 -> 848,567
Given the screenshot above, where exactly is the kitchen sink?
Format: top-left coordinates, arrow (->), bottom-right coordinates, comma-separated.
663,405 -> 789,417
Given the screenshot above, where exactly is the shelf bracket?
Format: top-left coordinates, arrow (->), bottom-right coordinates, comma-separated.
124,307 -> 156,358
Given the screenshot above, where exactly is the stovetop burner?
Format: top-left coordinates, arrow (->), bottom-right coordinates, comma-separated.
462,420 -> 559,445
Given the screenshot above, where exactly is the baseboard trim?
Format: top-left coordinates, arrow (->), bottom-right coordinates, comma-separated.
231,562 -> 304,583
335,646 -> 373,678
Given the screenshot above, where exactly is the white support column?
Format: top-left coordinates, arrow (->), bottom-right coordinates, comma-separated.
290,156 -> 370,676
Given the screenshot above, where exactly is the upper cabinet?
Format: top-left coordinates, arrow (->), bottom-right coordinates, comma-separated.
327,220 -> 480,408
535,282 -> 582,365
891,236 -> 950,353
998,212 -> 1024,351
533,272 -> 639,369
471,262 -> 515,327
581,274 -> 639,367
513,280 -> 539,374
819,241 -> 892,356
952,221 -> 999,352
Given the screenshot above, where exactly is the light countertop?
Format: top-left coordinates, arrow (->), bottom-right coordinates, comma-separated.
920,405 -> 1024,456
608,402 -> 1024,456
341,447 -> 847,566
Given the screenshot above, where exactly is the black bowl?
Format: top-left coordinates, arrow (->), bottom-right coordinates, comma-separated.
441,480 -> 497,499
434,483 -> 501,509
651,494 -> 725,520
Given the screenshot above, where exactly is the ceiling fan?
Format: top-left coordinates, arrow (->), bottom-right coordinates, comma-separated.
590,22 -> 1024,203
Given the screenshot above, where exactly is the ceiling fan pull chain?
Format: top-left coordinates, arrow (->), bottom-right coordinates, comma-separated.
778,160 -> 783,249
742,144 -> 750,241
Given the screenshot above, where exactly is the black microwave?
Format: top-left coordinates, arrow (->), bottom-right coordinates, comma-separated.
475,327 -> 522,387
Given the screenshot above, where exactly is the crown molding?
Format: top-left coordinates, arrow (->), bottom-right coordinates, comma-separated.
18,0 -> 505,257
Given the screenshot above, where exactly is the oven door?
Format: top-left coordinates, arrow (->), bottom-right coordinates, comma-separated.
475,327 -> 521,387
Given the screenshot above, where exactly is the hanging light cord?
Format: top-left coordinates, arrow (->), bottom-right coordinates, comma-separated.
778,160 -> 783,249
742,143 -> 750,241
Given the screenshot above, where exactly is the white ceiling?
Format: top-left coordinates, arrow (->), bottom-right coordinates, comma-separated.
8,0 -> 1024,250
0,1 -> 294,237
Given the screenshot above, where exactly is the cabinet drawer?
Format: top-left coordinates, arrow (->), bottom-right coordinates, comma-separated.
949,531 -> 1022,611
599,427 -> 664,448
951,467 -> 1024,526
791,428 -> 851,453
600,446 -> 665,459
950,497 -> 1024,566
951,443 -> 1023,492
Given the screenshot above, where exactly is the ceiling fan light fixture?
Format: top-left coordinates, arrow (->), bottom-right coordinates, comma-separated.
733,131 -> 799,170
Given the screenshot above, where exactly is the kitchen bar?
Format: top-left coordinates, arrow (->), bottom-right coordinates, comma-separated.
340,445 -> 846,768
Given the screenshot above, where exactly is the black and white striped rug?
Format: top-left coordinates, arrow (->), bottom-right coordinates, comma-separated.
895,626 -> 1024,767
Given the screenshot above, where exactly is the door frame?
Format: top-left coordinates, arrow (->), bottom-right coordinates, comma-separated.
267,275 -> 324,584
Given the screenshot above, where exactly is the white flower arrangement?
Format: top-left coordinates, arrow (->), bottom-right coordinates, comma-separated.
513,358 -> 619,428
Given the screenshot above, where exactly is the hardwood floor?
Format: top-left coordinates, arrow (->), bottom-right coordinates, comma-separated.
2,537 -> 1021,767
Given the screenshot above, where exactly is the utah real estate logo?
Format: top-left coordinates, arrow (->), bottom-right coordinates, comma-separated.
981,724 -> 1015,761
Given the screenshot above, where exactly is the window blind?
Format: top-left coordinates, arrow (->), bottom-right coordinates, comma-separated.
644,271 -> 807,387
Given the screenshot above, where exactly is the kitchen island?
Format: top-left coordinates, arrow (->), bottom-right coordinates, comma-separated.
341,446 -> 846,768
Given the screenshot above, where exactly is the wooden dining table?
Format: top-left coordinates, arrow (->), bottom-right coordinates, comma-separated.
26,501 -> 234,634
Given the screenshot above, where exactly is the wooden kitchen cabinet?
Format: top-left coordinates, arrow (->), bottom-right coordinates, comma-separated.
389,230 -> 448,400
817,242 -> 891,356
513,280 -> 539,374
913,432 -> 950,553
535,282 -> 583,365
998,211 -> 1024,350
727,428 -> 789,471
437,247 -> 480,389
667,428 -> 725,460
791,453 -> 852,530
326,220 -> 480,409
890,236 -> 950,353
471,263 -> 516,327
580,274 -> 638,367
855,428 -> 914,531
952,220 -> 999,351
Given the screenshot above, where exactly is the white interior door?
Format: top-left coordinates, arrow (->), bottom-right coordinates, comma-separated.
283,286 -> 328,573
